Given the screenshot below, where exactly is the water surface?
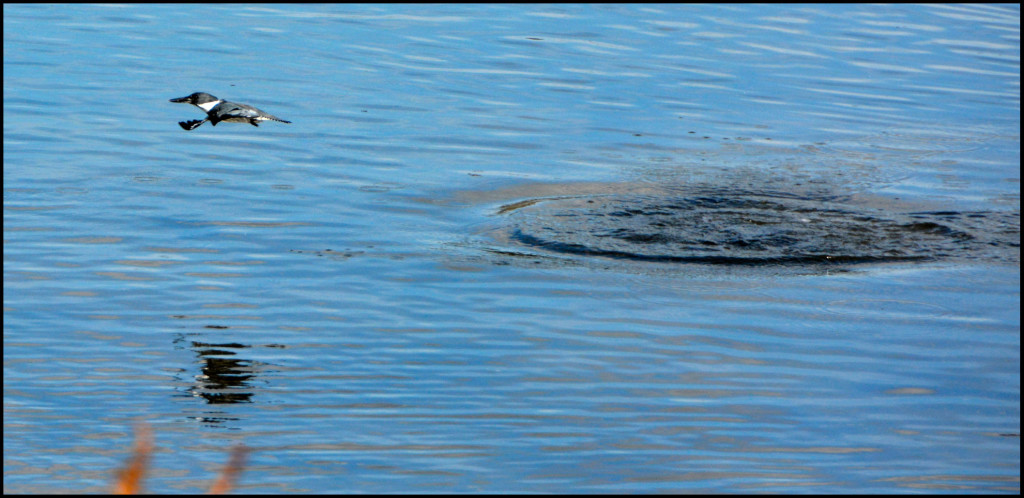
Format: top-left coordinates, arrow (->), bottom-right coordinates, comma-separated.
4,4 -> 1019,494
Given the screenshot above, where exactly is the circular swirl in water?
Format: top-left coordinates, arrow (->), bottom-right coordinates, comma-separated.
499,189 -> 1018,267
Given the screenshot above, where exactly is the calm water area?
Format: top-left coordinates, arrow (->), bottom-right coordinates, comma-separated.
4,4 -> 1019,493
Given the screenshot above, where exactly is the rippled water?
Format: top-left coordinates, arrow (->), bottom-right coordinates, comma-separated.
4,4 -> 1019,494
495,184 -> 1018,267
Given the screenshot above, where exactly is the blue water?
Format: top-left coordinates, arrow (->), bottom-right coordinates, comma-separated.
4,4 -> 1019,494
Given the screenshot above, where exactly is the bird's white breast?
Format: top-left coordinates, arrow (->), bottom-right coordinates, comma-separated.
197,100 -> 223,112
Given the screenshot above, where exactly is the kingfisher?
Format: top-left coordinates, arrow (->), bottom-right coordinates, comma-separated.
170,92 -> 291,130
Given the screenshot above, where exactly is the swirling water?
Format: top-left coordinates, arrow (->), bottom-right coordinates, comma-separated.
4,4 -> 1019,493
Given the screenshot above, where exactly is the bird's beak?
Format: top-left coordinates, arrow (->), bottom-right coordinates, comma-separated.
169,96 -> 190,103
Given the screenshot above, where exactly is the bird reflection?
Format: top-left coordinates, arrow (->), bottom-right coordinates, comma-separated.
173,334 -> 257,405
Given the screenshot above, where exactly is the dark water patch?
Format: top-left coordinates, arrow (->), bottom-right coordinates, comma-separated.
492,187 -> 1019,270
